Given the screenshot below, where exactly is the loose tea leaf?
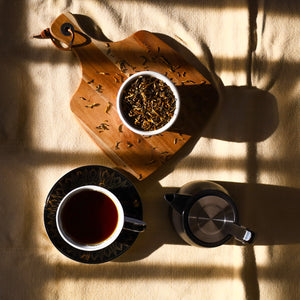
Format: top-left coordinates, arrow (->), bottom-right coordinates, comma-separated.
158,56 -> 181,73
96,122 -> 109,130
96,84 -> 103,93
85,103 -> 100,108
140,56 -> 148,65
115,73 -> 125,83
117,59 -> 136,73
105,102 -> 112,113
181,79 -> 196,85
121,75 -> 176,132
127,141 -> 133,148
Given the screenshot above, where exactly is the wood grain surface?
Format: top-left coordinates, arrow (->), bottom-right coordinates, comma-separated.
49,13 -> 218,180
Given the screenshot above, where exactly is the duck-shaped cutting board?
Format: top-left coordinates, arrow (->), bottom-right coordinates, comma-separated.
35,12 -> 218,180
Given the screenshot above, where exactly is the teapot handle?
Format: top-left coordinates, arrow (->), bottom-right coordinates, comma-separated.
225,222 -> 255,244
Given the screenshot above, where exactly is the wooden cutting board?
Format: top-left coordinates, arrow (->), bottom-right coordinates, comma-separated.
47,12 -> 218,180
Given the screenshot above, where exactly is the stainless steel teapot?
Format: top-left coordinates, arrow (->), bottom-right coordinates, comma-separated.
165,181 -> 254,247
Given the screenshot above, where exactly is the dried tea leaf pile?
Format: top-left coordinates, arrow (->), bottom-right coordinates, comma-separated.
121,75 -> 176,131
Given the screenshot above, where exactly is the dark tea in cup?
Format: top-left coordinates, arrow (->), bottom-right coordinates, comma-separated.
60,189 -> 119,245
56,185 -> 125,251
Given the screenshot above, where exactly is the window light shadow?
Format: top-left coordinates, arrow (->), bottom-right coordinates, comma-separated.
1,4 -> 299,300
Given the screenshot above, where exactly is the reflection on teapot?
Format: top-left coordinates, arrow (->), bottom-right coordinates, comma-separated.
165,181 -> 254,247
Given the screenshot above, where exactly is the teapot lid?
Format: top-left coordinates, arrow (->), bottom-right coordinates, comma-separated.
184,190 -> 238,247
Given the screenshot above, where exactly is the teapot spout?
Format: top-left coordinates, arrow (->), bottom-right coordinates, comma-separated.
164,193 -> 191,214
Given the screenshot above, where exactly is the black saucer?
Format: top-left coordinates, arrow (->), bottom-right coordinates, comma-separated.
44,165 -> 143,264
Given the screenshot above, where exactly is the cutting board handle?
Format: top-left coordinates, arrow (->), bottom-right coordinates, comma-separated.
34,12 -> 91,51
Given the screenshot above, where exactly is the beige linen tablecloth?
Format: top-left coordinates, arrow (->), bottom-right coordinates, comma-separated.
1,1 -> 299,299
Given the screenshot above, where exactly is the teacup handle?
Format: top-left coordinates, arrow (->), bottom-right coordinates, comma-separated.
225,222 -> 255,244
124,216 -> 146,233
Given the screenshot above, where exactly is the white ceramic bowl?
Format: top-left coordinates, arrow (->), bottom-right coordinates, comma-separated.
117,71 -> 180,136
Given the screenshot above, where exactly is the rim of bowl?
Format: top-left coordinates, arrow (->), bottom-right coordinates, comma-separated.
116,71 -> 180,136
